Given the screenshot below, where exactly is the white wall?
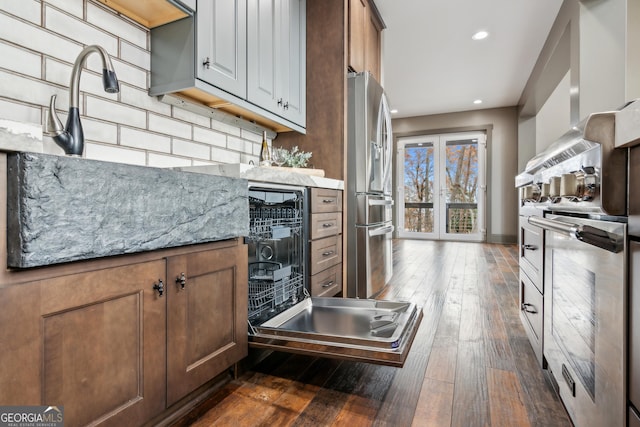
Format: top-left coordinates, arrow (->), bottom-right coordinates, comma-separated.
535,70 -> 571,154
0,0 -> 262,167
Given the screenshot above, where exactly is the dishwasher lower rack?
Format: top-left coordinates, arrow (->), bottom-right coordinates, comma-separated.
248,263 -> 305,321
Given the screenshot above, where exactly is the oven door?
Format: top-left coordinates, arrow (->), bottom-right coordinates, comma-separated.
535,214 -> 626,427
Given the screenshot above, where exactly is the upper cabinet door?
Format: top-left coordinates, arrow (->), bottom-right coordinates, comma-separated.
197,0 -> 247,98
247,0 -> 306,127
280,0 -> 306,127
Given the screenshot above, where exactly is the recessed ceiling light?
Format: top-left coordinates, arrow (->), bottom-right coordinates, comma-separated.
390,109 -> 398,114
472,31 -> 489,41
473,99 -> 483,105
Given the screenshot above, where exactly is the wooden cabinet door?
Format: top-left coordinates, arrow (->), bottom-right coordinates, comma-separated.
348,0 -> 366,73
0,261 -> 167,427
197,0 -> 247,97
166,241 -> 248,406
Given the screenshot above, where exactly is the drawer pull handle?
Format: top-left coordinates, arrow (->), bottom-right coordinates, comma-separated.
322,199 -> 334,203
521,303 -> 537,314
322,223 -> 333,228
322,250 -> 335,256
322,281 -> 335,288
521,244 -> 538,251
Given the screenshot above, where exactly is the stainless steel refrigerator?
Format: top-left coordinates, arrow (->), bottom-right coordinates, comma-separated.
346,72 -> 394,298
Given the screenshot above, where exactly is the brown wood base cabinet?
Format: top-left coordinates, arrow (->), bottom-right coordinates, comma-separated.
0,239 -> 247,427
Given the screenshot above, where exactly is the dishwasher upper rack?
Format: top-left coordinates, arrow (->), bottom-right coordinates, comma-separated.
248,205 -> 303,241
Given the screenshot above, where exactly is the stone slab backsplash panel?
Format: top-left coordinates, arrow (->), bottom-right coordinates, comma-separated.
7,152 -> 249,268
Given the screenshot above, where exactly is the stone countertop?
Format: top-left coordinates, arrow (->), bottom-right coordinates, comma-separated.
179,164 -> 344,190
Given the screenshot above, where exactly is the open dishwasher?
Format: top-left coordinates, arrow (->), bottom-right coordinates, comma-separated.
247,184 -> 422,367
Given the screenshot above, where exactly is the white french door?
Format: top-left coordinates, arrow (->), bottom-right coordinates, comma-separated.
396,131 -> 486,241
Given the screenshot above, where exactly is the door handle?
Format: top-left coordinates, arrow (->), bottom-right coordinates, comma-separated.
368,225 -> 394,237
368,199 -> 394,206
528,216 -> 624,253
521,244 -> 537,251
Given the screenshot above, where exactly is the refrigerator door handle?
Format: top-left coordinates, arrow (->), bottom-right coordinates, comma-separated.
368,199 -> 394,206
368,224 -> 394,237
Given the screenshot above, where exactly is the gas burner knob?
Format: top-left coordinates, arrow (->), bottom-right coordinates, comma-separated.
549,176 -> 561,197
560,173 -> 581,198
522,184 -> 540,201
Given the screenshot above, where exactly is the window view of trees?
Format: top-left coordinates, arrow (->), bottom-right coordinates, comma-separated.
403,138 -> 479,235
444,141 -> 479,234
403,145 -> 434,233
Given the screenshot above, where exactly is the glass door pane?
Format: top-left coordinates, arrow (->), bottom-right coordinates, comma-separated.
442,137 -> 479,236
403,143 -> 435,233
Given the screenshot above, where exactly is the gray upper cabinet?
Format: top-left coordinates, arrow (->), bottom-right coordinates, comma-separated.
197,0 -> 246,98
150,0 -> 306,133
247,0 -> 306,127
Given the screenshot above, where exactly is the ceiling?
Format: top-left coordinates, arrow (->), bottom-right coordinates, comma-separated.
375,0 -> 564,118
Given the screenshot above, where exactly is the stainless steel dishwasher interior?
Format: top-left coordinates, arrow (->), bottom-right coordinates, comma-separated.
254,297 -> 418,350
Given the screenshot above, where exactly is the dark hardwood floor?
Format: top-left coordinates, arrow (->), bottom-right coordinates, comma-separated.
174,240 -> 570,426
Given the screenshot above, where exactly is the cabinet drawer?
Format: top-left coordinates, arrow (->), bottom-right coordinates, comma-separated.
310,263 -> 342,297
310,188 -> 343,213
310,235 -> 342,275
520,271 -> 543,366
520,216 -> 543,290
310,212 -> 343,240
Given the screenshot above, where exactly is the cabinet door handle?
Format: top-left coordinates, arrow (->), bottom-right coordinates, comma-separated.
202,57 -> 211,69
322,250 -> 335,256
521,303 -> 537,314
277,98 -> 283,106
153,279 -> 164,297
322,223 -> 333,228
176,272 -> 186,290
322,281 -> 335,288
521,244 -> 538,251
322,199 -> 334,204
283,101 -> 289,110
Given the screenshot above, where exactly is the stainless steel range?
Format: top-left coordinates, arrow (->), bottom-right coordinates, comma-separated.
515,102 -> 640,427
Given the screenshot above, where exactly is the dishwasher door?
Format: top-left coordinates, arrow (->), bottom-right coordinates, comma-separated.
249,297 -> 422,367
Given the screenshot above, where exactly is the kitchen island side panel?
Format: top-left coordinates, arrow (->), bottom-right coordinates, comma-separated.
7,152 -> 249,268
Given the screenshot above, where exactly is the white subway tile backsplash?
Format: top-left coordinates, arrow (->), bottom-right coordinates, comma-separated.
147,152 -> 192,168
45,6 -> 118,56
148,113 -> 191,139
0,0 -> 41,24
86,95 -> 146,128
227,135 -> 253,153
120,84 -> 171,116
193,126 -> 226,148
120,126 -> 171,152
211,146 -> 241,164
210,120 -> 242,137
0,98 -> 41,124
43,0 -> 83,19
120,40 -> 150,71
85,142 -> 147,165
173,107 -> 211,128
0,41 -> 41,78
172,138 -> 210,160
82,117 -> 118,144
0,69 -> 68,109
119,61 -> 148,91
86,3 -> 147,49
0,12 -> 81,64
241,129 -> 263,143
